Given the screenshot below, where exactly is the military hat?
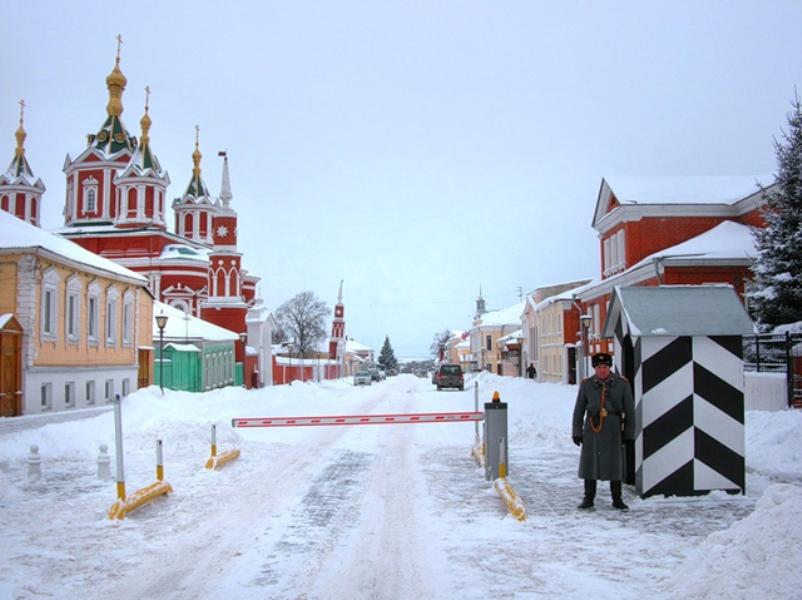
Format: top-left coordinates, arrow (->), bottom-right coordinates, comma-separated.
591,352 -> 613,367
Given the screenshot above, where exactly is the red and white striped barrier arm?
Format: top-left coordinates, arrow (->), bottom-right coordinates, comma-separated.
231,411 -> 484,428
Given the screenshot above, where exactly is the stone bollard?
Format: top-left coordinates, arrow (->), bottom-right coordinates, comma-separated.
97,444 -> 112,480
27,444 -> 42,481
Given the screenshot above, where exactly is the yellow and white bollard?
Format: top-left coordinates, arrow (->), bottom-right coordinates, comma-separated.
108,395 -> 172,520
205,424 -> 240,470
493,436 -> 527,521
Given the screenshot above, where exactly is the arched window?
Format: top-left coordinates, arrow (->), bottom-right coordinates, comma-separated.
183,213 -> 193,237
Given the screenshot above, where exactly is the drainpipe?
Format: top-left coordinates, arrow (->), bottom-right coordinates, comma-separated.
654,257 -> 664,284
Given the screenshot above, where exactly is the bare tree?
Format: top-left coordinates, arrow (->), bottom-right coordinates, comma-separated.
275,291 -> 330,356
430,329 -> 452,361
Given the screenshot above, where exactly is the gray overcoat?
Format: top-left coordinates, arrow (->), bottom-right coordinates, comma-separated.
572,372 -> 635,481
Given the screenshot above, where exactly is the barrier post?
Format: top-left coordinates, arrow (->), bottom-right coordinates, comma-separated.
113,393 -> 126,501
210,424 -> 217,459
484,391 -> 508,481
474,381 -> 480,447
156,439 -> 165,481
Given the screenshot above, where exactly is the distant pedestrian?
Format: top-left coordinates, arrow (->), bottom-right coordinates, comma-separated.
572,352 -> 635,510
526,363 -> 537,379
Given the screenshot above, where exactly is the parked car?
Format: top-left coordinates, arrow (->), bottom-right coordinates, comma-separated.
354,371 -> 372,386
368,368 -> 385,382
434,363 -> 464,391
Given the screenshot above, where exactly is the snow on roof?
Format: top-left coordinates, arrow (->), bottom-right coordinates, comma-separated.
631,220 -> 757,268
498,328 -> 523,343
345,339 -> 372,352
0,210 -> 148,283
605,174 -> 775,205
603,285 -> 754,337
477,301 -> 525,326
533,280 -> 595,311
0,314 -> 13,329
153,301 -> 239,342
164,343 -> 200,352
159,244 -> 210,262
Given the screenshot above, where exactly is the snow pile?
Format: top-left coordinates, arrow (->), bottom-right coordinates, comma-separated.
666,483 -> 802,599
745,409 -> 802,481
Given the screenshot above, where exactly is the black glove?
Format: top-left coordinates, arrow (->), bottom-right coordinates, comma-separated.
573,436 -> 582,446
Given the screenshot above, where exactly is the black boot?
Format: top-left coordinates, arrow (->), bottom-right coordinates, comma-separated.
611,481 -> 629,510
578,479 -> 596,509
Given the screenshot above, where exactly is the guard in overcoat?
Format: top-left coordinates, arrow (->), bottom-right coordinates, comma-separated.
572,352 -> 635,510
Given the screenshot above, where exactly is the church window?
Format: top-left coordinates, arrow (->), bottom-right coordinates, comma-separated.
82,176 -> 99,214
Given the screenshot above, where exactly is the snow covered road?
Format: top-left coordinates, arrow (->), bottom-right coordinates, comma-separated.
1,374 -> 801,599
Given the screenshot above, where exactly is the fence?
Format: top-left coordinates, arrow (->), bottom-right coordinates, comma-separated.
743,332 -> 802,408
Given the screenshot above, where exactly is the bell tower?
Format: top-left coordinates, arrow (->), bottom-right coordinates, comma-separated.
329,280 -> 345,359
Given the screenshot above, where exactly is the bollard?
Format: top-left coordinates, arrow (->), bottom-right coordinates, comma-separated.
156,439 -> 165,481
112,393 -> 126,502
484,390 -> 508,481
205,423 -> 240,470
97,444 -> 112,480
27,444 -> 42,481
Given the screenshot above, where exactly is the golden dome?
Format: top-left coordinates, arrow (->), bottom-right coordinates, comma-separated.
105,57 -> 127,117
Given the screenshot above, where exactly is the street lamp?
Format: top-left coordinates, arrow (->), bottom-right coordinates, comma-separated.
578,314 -> 592,382
155,312 -> 168,395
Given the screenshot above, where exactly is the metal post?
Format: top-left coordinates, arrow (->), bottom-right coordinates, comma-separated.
786,331 -> 793,408
210,424 -> 217,458
156,439 -> 164,481
474,381 -> 480,446
756,335 -> 761,374
113,393 -> 126,501
159,326 -> 164,394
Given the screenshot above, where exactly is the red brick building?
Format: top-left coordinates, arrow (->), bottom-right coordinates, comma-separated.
575,175 -> 775,360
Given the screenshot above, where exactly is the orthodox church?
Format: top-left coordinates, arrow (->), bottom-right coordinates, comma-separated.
1,44 -> 271,388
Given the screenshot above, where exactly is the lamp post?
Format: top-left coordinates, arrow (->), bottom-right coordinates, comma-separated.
155,313 -> 168,395
578,314 -> 592,382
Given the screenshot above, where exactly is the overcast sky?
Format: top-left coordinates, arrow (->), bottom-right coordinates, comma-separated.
2,1 -> 801,358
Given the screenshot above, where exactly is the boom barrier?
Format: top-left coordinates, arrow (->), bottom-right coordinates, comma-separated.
231,411 -> 484,428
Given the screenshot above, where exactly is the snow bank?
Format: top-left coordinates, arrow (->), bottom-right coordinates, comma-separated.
745,409 -> 802,481
666,483 -> 802,599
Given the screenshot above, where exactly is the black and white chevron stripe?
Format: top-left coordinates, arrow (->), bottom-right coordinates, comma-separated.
612,326 -> 745,498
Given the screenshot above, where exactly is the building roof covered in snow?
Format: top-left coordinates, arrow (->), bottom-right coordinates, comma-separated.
602,285 -> 755,338
0,210 -> 147,284
153,301 -> 239,342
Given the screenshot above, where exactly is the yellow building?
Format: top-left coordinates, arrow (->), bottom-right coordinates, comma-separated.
469,301 -> 524,375
0,210 -> 152,416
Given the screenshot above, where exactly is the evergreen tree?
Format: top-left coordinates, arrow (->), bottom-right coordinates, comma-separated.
378,336 -> 398,372
752,94 -> 802,329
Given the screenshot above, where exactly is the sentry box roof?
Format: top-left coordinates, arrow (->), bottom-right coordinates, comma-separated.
602,285 -> 755,338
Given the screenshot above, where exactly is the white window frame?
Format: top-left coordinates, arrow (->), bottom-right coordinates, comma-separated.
83,176 -> 99,213
88,281 -> 100,345
105,379 -> 114,402
122,378 -> 130,397
41,268 -> 60,341
66,276 -> 81,343
106,287 -> 119,347
122,290 -> 134,346
86,380 -> 95,405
